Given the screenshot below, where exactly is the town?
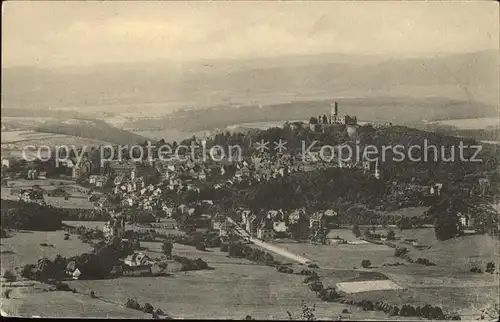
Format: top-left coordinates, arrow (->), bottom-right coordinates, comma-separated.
1,1 -> 499,320
2,101 -> 499,320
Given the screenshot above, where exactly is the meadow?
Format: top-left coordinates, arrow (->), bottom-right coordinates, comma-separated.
272,240 -> 395,270
63,242 -> 416,320
1,179 -> 101,209
0,230 -> 93,272
62,219 -> 187,237
434,117 -> 499,130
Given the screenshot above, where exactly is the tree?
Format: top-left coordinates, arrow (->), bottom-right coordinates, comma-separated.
396,217 -> 412,231
386,229 -> 396,241
352,224 -> 361,237
434,211 -> 459,241
125,298 -> 141,310
195,241 -> 206,251
3,289 -> 12,299
486,262 -> 495,274
363,227 -> 372,238
361,259 -> 371,268
3,270 -> 16,287
161,241 -> 173,258
142,302 -> 154,314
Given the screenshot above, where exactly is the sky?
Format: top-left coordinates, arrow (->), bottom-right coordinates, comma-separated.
2,1 -> 499,68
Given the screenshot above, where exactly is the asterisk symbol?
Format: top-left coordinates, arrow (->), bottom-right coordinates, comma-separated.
255,139 -> 269,153
274,139 -> 287,153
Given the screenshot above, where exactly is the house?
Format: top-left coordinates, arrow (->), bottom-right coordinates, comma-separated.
240,210 -> 253,226
133,166 -> 160,186
72,268 -> 82,280
108,160 -> 137,176
103,213 -> 126,240
18,189 -> 44,204
1,156 -> 17,168
478,177 -> 490,196
309,212 -> 325,229
72,159 -> 92,179
26,169 -> 39,180
90,175 -> 109,187
110,265 -> 124,276
429,183 -> 443,196
245,214 -> 259,237
219,220 -> 236,237
65,261 -> 85,280
37,171 -> 47,180
198,170 -> 207,180
124,252 -> 153,267
361,159 -> 381,180
458,212 -> 475,228
257,221 -> 275,240
273,221 -> 288,233
212,214 -> 226,231
122,264 -> 152,277
95,176 -> 109,187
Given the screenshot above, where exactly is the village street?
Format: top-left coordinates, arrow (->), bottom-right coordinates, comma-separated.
225,217 -> 313,265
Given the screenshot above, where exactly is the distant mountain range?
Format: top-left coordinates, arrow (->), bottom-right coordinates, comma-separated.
2,50 -> 498,116
127,96 -> 497,133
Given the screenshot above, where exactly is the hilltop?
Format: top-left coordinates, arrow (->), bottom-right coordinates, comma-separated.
34,118 -> 151,145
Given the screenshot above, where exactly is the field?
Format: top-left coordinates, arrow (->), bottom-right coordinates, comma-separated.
0,286 -> 152,318
2,222 -> 498,319
63,242 -> 414,320
270,230 -> 499,318
434,117 -> 499,130
336,280 -> 403,293
1,228 -> 416,320
63,219 -> 186,237
1,179 -> 101,209
272,239 -> 395,269
0,230 -> 92,272
1,130 -> 111,159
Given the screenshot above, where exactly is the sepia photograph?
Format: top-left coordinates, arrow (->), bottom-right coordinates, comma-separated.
1,0 -> 499,320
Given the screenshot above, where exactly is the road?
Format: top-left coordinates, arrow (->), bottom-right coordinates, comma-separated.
226,217 -> 313,265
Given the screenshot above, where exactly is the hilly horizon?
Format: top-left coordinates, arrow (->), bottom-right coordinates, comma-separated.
2,50 -> 498,118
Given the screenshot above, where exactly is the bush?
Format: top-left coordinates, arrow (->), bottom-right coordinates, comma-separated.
125,298 -> 141,310
142,302 -> 154,314
219,243 -> 229,252
485,262 -> 495,274
2,270 -> 16,286
394,247 -> 408,257
361,259 -> 371,268
352,224 -> 361,237
386,229 -> 396,240
90,291 -> 97,298
416,258 -> 436,266
161,241 -> 173,258
3,289 -> 12,299
195,242 -> 206,251
54,282 -> 72,292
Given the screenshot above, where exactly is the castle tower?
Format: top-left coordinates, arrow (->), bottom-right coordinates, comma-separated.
330,101 -> 339,123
